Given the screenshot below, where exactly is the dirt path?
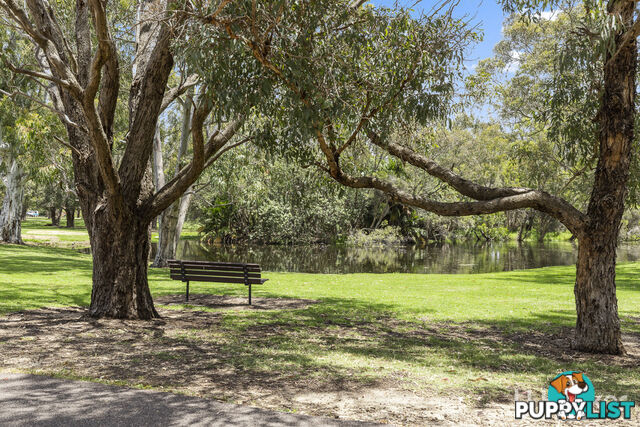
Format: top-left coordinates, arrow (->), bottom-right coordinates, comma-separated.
0,301 -> 638,426
0,372 -> 371,426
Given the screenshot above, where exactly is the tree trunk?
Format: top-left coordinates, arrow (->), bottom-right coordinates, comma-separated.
88,210 -> 158,319
573,1 -> 636,355
575,236 -> 623,354
151,93 -> 193,268
536,214 -> 554,243
153,201 -> 178,267
152,189 -> 193,267
0,158 -> 25,244
176,190 -> 192,241
65,206 -> 75,228
49,207 -> 60,226
517,210 -> 533,242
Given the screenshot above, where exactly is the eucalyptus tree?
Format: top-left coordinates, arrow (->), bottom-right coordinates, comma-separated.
0,29 -> 31,243
186,0 -> 639,354
0,0 -> 244,319
152,90 -> 197,268
496,0 -> 639,355
0,127 -> 26,243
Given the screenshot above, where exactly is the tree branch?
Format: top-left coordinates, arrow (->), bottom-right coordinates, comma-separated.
366,129 -> 532,200
0,87 -> 85,131
2,60 -> 74,90
160,74 -> 199,113
86,0 -> 120,145
332,166 -> 586,237
119,0 -> 175,204
53,135 -> 82,155
317,129 -> 587,237
203,135 -> 252,169
140,115 -> 244,221
607,1 -> 640,64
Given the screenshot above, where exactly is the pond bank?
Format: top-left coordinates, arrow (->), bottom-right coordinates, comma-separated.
20,217 -> 640,274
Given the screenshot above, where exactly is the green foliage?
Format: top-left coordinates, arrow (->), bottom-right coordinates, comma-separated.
346,226 -> 406,247
0,25 -> 77,214
468,9 -> 596,211
196,145 -> 372,244
493,1 -> 640,205
473,221 -> 511,241
177,1 -> 476,161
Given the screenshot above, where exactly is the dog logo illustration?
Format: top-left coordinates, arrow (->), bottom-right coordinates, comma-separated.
515,371 -> 634,420
548,372 -> 594,420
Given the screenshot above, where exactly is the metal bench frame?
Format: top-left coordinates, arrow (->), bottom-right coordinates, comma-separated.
168,260 -> 268,305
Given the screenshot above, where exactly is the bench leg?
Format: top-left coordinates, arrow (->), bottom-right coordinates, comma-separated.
186,281 -> 190,302
248,284 -> 252,305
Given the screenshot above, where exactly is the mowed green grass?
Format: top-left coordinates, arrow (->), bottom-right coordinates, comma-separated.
3,242 -> 639,326
1,243 -> 640,405
20,217 -> 200,247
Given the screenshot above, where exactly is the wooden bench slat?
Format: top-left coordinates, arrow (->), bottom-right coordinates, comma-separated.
169,269 -> 261,279
168,260 -> 260,268
170,274 -> 268,285
168,264 -> 261,272
168,260 -> 267,305
168,260 -> 260,266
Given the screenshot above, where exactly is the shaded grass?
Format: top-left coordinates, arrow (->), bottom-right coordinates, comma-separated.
1,243 -> 640,411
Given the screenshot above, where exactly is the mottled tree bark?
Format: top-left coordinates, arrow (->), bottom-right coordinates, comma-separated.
0,158 -> 25,244
49,207 -> 60,226
87,204 -> 157,319
572,0 -> 636,355
65,205 -> 75,228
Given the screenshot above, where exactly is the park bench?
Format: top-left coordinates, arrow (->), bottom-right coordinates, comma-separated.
168,260 -> 268,305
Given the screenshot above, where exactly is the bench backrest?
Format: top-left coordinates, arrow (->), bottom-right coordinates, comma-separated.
167,260 -> 264,285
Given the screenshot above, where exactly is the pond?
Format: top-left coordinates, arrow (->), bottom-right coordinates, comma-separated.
168,240 -> 640,274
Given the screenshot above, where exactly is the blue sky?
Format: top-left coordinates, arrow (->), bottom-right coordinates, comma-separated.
370,1 -> 507,66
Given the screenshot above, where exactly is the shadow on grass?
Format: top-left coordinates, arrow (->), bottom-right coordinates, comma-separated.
2,296 -> 639,411
2,245 -> 639,413
0,283 -> 90,313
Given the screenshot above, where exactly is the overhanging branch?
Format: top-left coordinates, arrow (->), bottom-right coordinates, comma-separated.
317,128 -> 587,237
331,167 -> 587,237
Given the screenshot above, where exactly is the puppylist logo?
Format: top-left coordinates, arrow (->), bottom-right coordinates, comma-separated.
514,371 -> 635,421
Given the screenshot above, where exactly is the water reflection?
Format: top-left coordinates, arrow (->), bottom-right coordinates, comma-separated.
168,240 -> 640,274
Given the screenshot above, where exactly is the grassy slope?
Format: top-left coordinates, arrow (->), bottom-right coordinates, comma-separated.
1,242 -> 640,404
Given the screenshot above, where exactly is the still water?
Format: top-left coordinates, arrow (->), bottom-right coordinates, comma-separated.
168,240 -> 640,274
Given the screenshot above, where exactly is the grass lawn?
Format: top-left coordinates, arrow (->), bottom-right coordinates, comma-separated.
21,217 -> 91,248
1,243 -> 639,424
20,217 -> 201,248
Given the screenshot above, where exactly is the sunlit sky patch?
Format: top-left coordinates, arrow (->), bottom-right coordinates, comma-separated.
369,0 -> 508,70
